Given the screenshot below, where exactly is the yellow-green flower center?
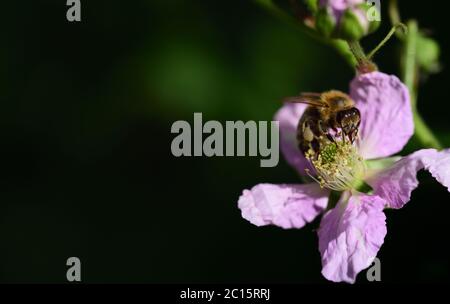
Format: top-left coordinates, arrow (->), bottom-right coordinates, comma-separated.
305,140 -> 365,191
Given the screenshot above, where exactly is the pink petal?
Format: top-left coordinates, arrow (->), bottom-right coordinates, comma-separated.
319,0 -> 365,20
367,149 -> 450,209
318,193 -> 387,283
426,149 -> 450,192
238,183 -> 329,229
350,72 -> 413,159
274,102 -> 314,175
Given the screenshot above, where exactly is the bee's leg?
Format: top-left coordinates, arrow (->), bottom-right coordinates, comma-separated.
306,121 -> 323,158
310,139 -> 320,159
318,120 -> 335,144
350,128 -> 359,144
318,120 -> 328,134
326,133 -> 335,143
299,121 -> 316,156
302,121 -> 315,143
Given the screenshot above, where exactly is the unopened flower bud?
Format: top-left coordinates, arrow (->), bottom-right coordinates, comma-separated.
315,0 -> 380,41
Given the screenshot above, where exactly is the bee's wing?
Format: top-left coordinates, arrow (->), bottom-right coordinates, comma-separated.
300,92 -> 322,98
283,93 -> 328,108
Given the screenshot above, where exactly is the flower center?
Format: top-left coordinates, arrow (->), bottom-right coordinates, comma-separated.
305,140 -> 365,191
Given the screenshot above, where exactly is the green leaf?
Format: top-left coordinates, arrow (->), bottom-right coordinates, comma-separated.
416,33 -> 440,74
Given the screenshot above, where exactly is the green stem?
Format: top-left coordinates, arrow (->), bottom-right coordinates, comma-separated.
253,0 -> 357,68
347,40 -> 367,65
329,40 -> 358,68
403,20 -> 417,103
388,0 -> 402,32
402,20 -> 442,149
367,23 -> 407,59
347,40 -> 377,73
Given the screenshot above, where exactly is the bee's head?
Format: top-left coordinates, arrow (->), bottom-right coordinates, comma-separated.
336,107 -> 361,143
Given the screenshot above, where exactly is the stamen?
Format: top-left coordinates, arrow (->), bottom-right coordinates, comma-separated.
305,139 -> 365,192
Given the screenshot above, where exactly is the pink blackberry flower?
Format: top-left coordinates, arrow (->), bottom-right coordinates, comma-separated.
237,71 -> 450,283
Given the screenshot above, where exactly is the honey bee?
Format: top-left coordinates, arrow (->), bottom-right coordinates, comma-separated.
284,90 -> 361,156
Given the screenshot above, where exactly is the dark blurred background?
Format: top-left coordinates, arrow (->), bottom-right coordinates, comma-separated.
1,0 -> 449,283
